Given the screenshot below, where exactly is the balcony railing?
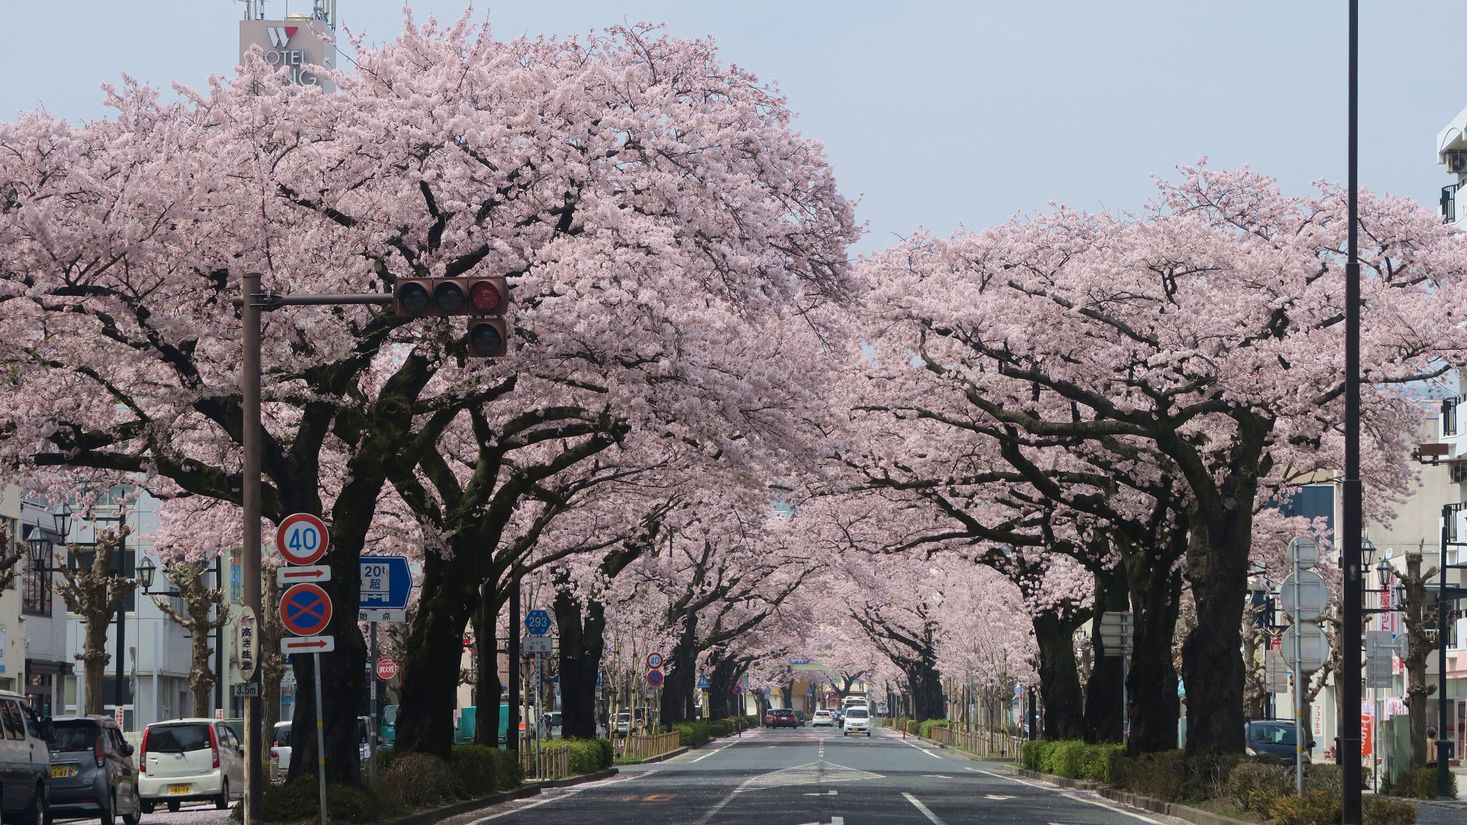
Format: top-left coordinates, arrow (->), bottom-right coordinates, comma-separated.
1443,184 -> 1459,224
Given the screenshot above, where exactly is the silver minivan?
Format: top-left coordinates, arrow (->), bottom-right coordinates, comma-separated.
137,719 -> 243,812
0,691 -> 50,825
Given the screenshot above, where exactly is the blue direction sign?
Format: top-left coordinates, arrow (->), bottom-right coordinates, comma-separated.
358,556 -> 412,610
647,670 -> 664,688
524,609 -> 552,635
697,675 -> 711,690
280,584 -> 333,636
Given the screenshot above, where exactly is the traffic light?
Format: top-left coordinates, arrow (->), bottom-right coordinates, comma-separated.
467,317 -> 507,357
393,276 -> 508,317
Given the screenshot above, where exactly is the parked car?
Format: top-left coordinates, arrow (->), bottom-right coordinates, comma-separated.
842,706 -> 872,737
1246,720 -> 1307,761
765,708 -> 800,729
270,718 -> 375,777
811,709 -> 836,728
0,691 -> 51,825
138,718 -> 243,812
45,715 -> 141,825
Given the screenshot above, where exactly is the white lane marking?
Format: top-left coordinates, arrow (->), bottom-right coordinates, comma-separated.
468,793 -> 563,823
893,735 -> 944,759
1060,793 -> 1165,825
983,794 -> 1014,800
964,767 -> 1163,824
693,785 -> 741,825
688,740 -> 739,763
903,792 -> 949,825
803,790 -> 838,796
466,774 -> 639,823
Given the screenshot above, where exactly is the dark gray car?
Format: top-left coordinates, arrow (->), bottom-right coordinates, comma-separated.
45,716 -> 141,825
1246,720 -> 1306,761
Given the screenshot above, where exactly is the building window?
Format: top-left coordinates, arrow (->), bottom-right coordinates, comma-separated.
1444,396 -> 1459,437
22,563 -> 51,617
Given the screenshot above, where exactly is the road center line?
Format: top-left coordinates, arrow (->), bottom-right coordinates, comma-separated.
963,768 -> 1163,824
903,792 -> 949,824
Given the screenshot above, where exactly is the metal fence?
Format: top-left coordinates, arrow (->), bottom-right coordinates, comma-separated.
618,731 -> 681,760
518,742 -> 572,780
923,726 -> 1024,759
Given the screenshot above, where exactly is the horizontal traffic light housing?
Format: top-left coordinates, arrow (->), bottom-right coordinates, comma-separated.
394,276 -> 510,318
467,317 -> 508,358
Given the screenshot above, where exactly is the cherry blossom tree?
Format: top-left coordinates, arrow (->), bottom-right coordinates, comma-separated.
854,165 -> 1467,754
1,11 -> 855,774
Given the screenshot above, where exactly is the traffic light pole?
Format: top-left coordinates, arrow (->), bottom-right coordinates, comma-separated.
238,277 -> 393,825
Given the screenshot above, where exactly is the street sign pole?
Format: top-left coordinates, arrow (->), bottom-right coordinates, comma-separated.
1293,541 -> 1303,796
534,652 -> 543,776
368,622 -> 378,787
313,652 -> 328,825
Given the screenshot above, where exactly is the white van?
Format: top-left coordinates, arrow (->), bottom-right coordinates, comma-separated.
841,696 -> 869,709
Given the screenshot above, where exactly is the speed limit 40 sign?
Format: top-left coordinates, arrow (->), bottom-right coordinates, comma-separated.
277,513 -> 330,565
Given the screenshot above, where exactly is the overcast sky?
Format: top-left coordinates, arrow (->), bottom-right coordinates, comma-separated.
3,1 -> 1461,253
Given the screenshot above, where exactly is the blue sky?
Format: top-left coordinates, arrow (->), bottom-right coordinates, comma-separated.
3,1 -> 1461,253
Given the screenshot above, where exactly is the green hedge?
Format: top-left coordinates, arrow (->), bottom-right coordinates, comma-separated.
540,738 -> 613,774
1022,743 -> 1417,824
257,776 -> 390,822
672,720 -> 712,747
917,719 -> 949,740
1019,740 -> 1123,782
1386,766 -> 1457,800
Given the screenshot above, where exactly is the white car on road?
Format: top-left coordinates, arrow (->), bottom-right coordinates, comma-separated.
138,719 -> 243,812
811,709 -> 836,728
842,707 -> 872,737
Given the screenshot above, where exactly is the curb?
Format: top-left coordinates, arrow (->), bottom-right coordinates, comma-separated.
387,767 -> 620,825
1015,768 -> 1251,825
637,746 -> 689,764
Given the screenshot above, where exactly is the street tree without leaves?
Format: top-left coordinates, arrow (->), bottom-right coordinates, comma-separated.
855,165 -> 1467,754
0,12 -> 855,774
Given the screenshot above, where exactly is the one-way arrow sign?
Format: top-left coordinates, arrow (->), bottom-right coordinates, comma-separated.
281,635 -> 336,654
277,565 -> 331,585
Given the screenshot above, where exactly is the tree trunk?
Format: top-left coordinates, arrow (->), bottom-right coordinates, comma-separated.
706,656 -> 741,720
190,625 -> 215,717
660,618 -> 698,725
81,620 -> 110,715
474,582 -> 502,748
1125,553 -> 1182,753
394,547 -> 480,757
1034,610 -> 1086,739
261,572 -> 287,735
553,587 -> 607,740
1083,564 -> 1128,743
906,657 -> 945,722
1180,503 -> 1252,756
1401,550 -> 1435,769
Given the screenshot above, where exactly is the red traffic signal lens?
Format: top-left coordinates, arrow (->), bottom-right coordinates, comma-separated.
434,281 -> 467,313
469,281 -> 503,314
396,282 -> 430,315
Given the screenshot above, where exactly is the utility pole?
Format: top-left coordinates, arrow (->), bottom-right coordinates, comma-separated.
238,277 -> 394,825
1341,1 -> 1364,820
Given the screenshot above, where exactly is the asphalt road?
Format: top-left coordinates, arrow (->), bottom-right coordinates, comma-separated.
443,726 -> 1189,825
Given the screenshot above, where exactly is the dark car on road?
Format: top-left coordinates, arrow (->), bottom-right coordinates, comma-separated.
46,715 -> 142,825
764,709 -> 800,728
1246,720 -> 1306,761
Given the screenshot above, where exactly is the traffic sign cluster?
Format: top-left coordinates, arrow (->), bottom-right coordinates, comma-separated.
278,514 -> 336,655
